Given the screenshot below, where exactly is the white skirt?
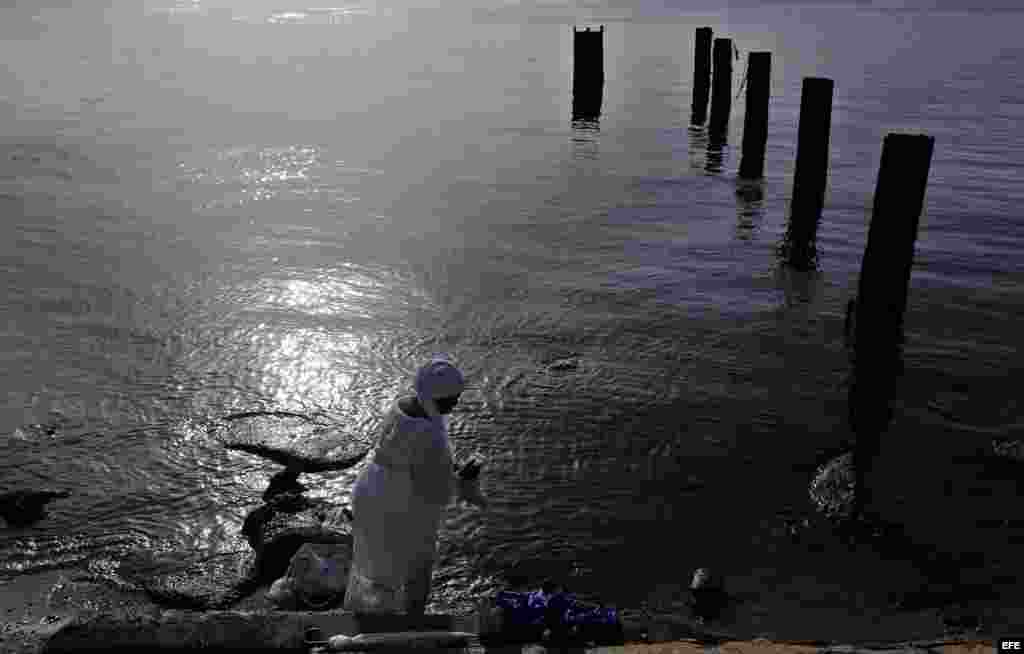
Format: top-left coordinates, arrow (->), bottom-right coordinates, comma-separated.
343,462 -> 445,614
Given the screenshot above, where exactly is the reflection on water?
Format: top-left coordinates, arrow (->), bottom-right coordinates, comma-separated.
254,270 -> 386,319
265,7 -> 373,25
570,119 -> 600,162
148,2 -> 375,24
706,129 -> 728,175
773,261 -> 825,310
777,203 -> 822,273
734,180 -> 764,242
1,0 -> 1022,637
687,126 -> 707,173
246,327 -> 357,409
175,145 -> 367,212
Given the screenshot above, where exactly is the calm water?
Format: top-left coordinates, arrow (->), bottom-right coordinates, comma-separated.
1,0 -> 1022,639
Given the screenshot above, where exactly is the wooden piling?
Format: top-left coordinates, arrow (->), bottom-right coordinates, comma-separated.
790,77 -> 834,224
690,27 -> 713,126
572,26 -> 605,121
849,133 -> 935,521
738,52 -> 771,180
708,38 -> 733,134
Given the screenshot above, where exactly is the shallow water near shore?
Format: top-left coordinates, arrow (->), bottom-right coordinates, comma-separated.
1,0 -> 1023,641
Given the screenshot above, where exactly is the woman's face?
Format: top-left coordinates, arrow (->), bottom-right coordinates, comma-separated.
435,394 -> 461,415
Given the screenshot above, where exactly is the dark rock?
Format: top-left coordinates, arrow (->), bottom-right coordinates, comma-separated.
241,491 -> 317,549
265,542 -> 352,610
0,490 -> 70,527
109,492 -> 352,610
687,589 -> 729,624
242,497 -> 352,586
263,469 -> 307,503
215,411 -> 372,473
687,568 -> 728,623
89,409 -> 366,612
808,452 -> 856,521
455,456 -> 483,481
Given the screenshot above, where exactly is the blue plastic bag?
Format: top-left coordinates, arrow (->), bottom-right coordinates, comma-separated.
492,589 -> 620,642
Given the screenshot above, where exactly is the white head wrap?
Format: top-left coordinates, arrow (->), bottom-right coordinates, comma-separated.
414,355 -> 465,422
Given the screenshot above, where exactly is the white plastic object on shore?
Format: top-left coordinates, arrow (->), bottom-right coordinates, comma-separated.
326,631 -> 475,651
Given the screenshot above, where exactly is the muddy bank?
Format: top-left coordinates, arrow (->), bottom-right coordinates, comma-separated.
0,567 -> 1003,654
0,568 -> 279,654
32,607 -> 1000,654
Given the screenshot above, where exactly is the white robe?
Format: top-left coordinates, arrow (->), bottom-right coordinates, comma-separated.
343,398 -> 459,614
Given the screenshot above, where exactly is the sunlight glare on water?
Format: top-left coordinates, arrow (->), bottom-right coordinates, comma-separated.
0,0 -> 1022,640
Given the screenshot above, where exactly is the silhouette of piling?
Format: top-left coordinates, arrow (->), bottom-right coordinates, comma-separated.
779,77 -> 833,269
572,26 -> 605,121
690,27 -> 713,126
738,52 -> 771,180
790,77 -> 834,224
848,133 -> 935,522
708,38 -> 733,135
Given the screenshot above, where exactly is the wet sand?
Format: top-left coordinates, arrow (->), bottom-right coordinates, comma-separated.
0,568 -> 272,654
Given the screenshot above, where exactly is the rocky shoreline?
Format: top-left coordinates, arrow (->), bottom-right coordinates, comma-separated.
0,591 -> 997,654
0,556 -> 1007,654
4,411 -> 1020,652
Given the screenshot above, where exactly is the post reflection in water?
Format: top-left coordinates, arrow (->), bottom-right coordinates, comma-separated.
705,127 -> 728,175
735,179 -> 764,242
776,201 -> 822,273
774,257 -> 825,309
571,118 -> 600,161
686,126 -> 707,173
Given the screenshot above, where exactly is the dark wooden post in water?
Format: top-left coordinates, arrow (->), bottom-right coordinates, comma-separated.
572,26 -> 605,121
690,27 -> 713,126
781,77 -> 833,269
708,38 -> 733,135
790,77 -> 834,223
848,133 -> 935,522
738,52 -> 771,179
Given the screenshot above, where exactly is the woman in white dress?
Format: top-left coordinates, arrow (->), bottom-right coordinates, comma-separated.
343,355 -> 487,618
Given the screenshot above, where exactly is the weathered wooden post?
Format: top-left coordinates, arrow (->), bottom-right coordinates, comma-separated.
738,52 -> 771,180
708,38 -> 733,135
848,133 -> 935,522
790,77 -> 834,224
781,77 -> 834,269
572,25 -> 605,121
690,27 -> 713,126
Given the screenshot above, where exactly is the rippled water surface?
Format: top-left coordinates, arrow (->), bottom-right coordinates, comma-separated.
1,0 -> 1022,639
